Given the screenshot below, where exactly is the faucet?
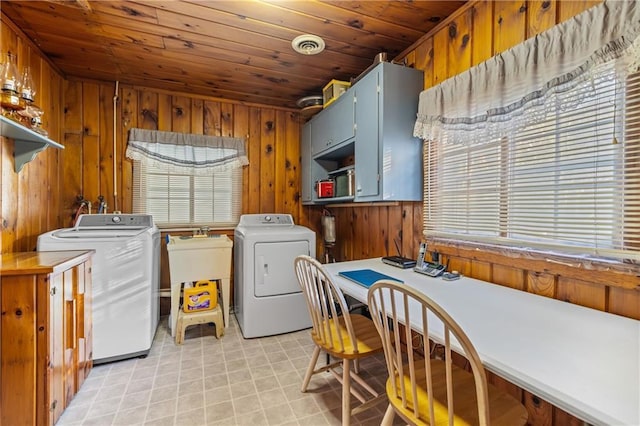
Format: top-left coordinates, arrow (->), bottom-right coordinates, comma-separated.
97,195 -> 107,214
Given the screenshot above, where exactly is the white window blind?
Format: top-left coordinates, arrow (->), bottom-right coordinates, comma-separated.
126,128 -> 248,228
132,161 -> 242,228
415,0 -> 640,262
424,67 -> 640,260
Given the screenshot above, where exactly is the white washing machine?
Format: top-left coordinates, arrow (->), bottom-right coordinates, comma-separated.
38,214 -> 160,364
234,214 -> 316,338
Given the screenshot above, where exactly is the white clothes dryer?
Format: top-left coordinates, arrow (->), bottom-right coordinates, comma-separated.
38,214 -> 160,364
234,214 -> 315,338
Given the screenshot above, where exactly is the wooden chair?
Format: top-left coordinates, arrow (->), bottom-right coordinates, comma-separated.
294,255 -> 385,426
367,280 -> 528,426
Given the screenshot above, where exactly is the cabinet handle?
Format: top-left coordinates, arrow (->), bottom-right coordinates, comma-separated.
72,299 -> 77,349
66,299 -> 77,350
78,294 -> 85,339
50,286 -> 56,296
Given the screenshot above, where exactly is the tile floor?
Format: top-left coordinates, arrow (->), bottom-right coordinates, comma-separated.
56,315 -> 395,426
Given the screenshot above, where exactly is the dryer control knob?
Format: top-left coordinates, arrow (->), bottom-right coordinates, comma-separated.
111,216 -> 122,223
264,215 -> 272,222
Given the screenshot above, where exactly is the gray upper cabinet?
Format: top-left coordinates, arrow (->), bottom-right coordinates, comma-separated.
354,62 -> 423,202
353,67 -> 379,199
300,122 -> 313,204
302,62 -> 423,205
310,90 -> 355,157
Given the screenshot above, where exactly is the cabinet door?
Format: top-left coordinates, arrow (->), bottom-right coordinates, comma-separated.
78,260 -> 92,387
301,123 -> 313,203
330,90 -> 355,145
63,268 -> 76,406
49,274 -> 65,425
311,91 -> 355,156
311,111 -> 331,156
355,69 -> 381,199
1,276 -> 38,426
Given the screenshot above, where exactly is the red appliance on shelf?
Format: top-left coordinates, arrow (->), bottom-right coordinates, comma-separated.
316,179 -> 334,198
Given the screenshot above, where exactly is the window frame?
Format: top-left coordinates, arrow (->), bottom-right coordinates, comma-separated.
132,160 -> 243,229
422,65 -> 637,262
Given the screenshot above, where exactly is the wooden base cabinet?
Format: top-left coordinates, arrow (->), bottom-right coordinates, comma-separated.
0,250 -> 93,426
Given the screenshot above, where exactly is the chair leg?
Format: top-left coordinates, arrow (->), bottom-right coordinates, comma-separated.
342,358 -> 351,426
381,404 -> 395,426
301,346 -> 322,392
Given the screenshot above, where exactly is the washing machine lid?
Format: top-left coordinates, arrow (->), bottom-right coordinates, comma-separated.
50,214 -> 154,239
51,228 -> 148,239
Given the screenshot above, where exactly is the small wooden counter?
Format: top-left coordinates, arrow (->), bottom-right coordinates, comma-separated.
1,250 -> 94,426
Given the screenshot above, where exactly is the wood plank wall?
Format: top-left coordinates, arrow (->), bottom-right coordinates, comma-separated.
314,0 -> 640,319
2,3 -> 639,423
62,80 -> 308,300
60,79 -> 307,226
1,15 -> 309,303
1,16 -> 64,254
306,1 -> 639,423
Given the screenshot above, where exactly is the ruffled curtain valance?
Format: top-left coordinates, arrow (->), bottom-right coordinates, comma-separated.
126,128 -> 248,175
413,0 -> 640,144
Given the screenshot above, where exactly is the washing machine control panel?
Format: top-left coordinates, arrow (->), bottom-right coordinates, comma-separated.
238,214 -> 294,226
262,215 -> 292,225
75,214 -> 154,228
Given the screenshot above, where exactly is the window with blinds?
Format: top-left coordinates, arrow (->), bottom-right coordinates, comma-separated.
132,161 -> 242,228
423,67 -> 640,261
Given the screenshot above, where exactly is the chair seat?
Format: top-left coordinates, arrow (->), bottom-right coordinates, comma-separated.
311,314 -> 383,359
295,255 -> 385,426
387,360 -> 528,425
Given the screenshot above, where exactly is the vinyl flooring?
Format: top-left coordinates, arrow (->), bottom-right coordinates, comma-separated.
55,314 -> 397,426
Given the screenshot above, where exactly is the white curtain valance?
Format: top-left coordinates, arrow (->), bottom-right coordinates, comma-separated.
413,0 -> 640,144
126,128 -> 248,175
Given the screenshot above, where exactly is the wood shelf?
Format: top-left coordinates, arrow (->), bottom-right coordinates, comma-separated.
313,195 -> 355,204
327,164 -> 355,176
0,115 -> 64,172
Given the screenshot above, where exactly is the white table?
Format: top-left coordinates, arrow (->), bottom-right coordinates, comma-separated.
324,258 -> 640,426
166,235 -> 233,337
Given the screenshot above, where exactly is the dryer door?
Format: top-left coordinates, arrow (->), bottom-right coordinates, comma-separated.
254,240 -> 309,297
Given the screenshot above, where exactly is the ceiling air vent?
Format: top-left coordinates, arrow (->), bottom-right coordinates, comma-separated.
296,95 -> 323,108
292,35 -> 325,55
297,95 -> 323,120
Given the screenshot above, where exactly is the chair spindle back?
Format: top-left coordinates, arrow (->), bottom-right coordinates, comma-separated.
368,280 -> 491,426
294,255 -> 359,354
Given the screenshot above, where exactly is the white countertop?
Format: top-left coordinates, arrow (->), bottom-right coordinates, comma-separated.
324,258 -> 640,426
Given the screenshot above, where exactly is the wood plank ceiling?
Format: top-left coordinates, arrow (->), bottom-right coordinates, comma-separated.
1,0 -> 465,108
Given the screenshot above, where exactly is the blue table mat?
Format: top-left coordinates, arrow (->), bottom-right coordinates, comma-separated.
338,269 -> 403,288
